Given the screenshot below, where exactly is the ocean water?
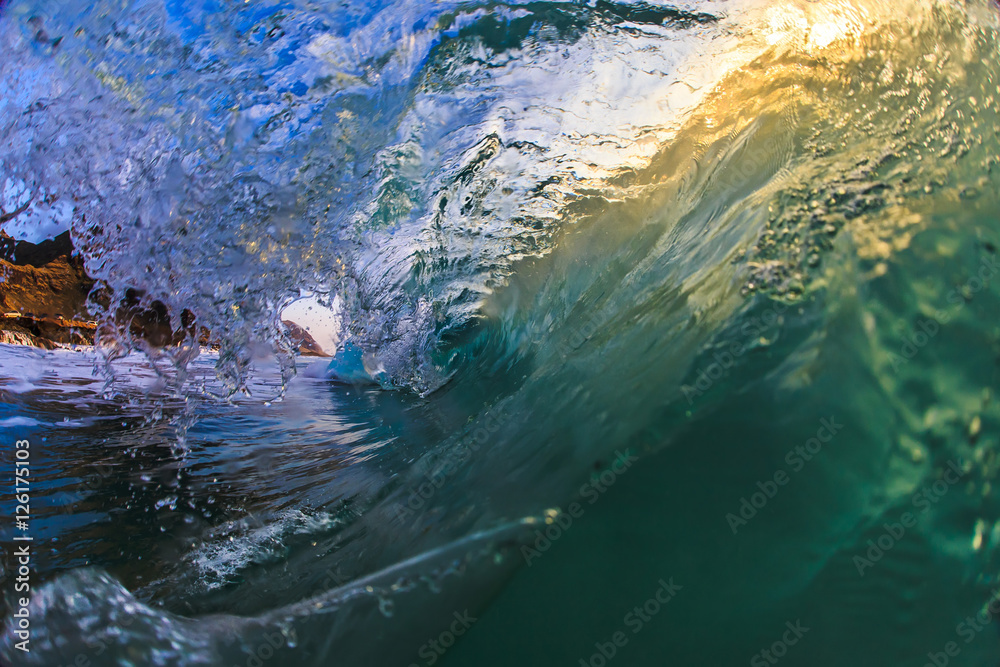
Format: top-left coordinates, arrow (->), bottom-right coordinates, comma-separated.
2,0 -> 1000,665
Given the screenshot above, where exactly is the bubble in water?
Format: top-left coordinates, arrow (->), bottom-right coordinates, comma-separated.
377,596 -> 395,618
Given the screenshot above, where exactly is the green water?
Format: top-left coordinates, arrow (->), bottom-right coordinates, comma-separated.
2,0 -> 1000,665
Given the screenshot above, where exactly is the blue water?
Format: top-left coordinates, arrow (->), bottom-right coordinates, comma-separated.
2,0 -> 1000,665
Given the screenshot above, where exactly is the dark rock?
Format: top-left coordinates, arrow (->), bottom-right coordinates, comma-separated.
0,229 -> 96,347
0,253 -> 94,320
4,230 -> 76,267
282,320 -> 330,357
0,232 -> 323,356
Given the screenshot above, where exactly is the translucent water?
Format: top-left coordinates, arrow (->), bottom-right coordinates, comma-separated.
2,0 -> 1000,664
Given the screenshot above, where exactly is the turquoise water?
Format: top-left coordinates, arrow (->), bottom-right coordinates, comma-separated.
2,0 -> 1000,665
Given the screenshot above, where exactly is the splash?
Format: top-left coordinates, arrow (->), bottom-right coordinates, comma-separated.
2,0 -> 1000,664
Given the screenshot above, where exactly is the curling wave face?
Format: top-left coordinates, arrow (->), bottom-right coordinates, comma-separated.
0,0 -> 917,393
2,0 -> 1000,665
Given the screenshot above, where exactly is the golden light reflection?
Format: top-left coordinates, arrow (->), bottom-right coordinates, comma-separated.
762,1 -> 872,51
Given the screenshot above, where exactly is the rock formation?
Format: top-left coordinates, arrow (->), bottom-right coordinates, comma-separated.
0,230 -> 328,356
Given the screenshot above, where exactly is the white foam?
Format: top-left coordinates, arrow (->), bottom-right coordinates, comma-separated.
0,416 -> 41,427
185,510 -> 340,590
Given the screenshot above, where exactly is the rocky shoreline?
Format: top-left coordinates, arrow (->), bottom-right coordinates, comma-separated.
0,231 -> 329,356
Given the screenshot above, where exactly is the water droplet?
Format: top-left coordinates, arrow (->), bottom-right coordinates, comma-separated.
969,415 -> 982,441
378,597 -> 395,617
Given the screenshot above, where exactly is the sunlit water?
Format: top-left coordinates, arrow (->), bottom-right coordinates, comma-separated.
2,0 -> 1000,664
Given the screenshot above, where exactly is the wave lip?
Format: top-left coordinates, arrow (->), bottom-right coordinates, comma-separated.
0,518 -> 543,666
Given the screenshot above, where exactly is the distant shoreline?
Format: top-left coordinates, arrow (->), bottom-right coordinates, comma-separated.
0,232 -> 329,356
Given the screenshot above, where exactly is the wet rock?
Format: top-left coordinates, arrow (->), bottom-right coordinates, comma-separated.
0,231 -> 327,356
0,230 -> 96,346
282,320 -> 330,357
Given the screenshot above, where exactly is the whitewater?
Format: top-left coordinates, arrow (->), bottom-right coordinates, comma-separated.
1,0 -> 1000,664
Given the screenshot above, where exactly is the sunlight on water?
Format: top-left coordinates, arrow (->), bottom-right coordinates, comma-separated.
2,0 -> 1000,664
